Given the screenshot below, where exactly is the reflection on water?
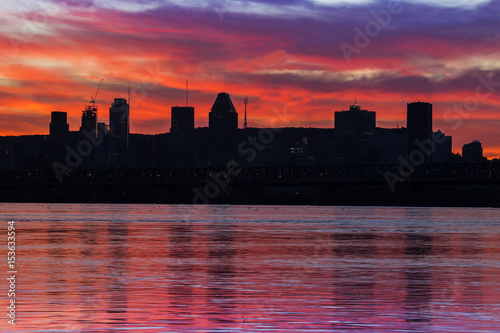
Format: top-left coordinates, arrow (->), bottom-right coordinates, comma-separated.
0,204 -> 500,332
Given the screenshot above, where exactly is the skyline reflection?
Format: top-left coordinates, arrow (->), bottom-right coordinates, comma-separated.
0,204 -> 499,332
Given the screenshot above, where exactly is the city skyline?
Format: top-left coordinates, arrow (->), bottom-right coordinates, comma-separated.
1,0 -> 499,158
0,93 -> 495,159
2,2 -> 500,331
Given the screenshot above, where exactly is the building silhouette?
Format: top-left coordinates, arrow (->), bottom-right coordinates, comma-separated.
80,105 -> 98,139
109,98 -> 130,149
335,102 -> 376,136
0,93 -> 495,173
169,106 -> 195,166
49,111 -> 69,161
107,98 -> 130,167
50,111 -> 69,140
462,140 -> 484,163
432,130 -> 452,163
407,102 -> 432,163
334,102 -> 377,163
208,92 -> 238,166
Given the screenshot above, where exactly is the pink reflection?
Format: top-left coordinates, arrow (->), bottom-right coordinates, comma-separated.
0,204 -> 499,332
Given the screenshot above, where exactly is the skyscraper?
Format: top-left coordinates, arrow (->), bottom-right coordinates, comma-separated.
208,92 -> 238,166
49,111 -> 69,161
334,102 -> 377,164
50,111 -> 69,141
171,106 -> 194,131
170,106 -> 195,166
109,98 -> 130,150
108,98 -> 130,167
80,105 -> 98,139
407,101 -> 432,163
334,103 -> 376,136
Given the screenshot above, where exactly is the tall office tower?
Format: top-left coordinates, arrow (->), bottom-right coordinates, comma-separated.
170,106 -> 195,167
462,140 -> 484,163
334,102 -> 376,136
171,106 -> 195,132
108,98 -> 130,167
407,101 -> 432,163
109,98 -> 130,150
49,111 -> 69,160
50,111 -> 69,142
334,102 -> 377,164
208,92 -> 238,166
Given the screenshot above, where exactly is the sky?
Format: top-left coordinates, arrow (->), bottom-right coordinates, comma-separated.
0,0 -> 499,157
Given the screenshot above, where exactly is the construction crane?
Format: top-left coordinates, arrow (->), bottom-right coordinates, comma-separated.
90,78 -> 103,109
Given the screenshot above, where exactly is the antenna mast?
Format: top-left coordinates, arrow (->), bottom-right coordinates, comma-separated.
128,82 -> 131,124
243,97 -> 248,129
186,79 -> 188,107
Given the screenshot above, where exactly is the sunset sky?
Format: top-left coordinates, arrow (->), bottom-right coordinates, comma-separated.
1,0 -> 499,157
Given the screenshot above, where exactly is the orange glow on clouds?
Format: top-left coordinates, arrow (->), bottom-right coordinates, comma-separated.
0,1 -> 499,157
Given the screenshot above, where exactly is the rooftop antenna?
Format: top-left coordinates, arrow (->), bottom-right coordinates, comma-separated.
244,97 -> 248,129
90,78 -> 104,110
186,79 -> 188,107
355,97 -> 357,106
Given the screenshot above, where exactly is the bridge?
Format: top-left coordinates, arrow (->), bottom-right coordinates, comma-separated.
0,162 -> 499,186
0,163 -> 499,206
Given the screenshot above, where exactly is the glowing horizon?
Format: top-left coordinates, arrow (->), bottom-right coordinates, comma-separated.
1,0 -> 499,157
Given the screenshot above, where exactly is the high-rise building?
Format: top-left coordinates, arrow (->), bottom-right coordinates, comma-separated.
407,101 -> 432,163
334,103 -> 377,163
335,103 -> 376,136
462,140 -> 484,163
208,92 -> 238,166
108,98 -> 130,167
171,106 -> 194,131
49,111 -> 69,161
80,105 -> 98,139
109,98 -> 129,150
78,105 -> 99,168
50,111 -> 69,141
170,106 -> 195,167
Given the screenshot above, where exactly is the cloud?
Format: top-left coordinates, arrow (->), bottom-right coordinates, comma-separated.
402,0 -> 492,9
0,0 -> 498,155
92,0 -> 163,13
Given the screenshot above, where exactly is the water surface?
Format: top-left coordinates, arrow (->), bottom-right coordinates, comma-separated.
0,204 -> 499,332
